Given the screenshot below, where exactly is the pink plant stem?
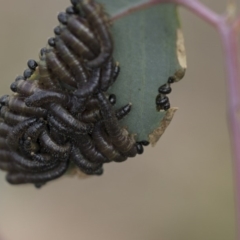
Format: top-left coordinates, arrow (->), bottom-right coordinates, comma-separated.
221,24 -> 240,239
113,0 -> 240,239
112,0 -> 221,26
235,17 -> 240,30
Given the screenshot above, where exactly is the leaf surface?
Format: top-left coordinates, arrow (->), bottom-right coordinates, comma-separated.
99,0 -> 186,144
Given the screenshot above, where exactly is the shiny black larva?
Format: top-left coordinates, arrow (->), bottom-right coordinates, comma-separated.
156,76 -> 176,111
0,0 -> 154,188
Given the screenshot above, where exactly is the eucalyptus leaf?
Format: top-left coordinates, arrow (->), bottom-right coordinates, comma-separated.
100,0 -> 186,144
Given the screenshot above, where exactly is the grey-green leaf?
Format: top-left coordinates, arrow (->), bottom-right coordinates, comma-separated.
101,0 -> 186,144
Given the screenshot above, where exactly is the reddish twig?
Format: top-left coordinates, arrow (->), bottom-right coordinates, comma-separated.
112,0 -> 240,239
234,16 -> 240,31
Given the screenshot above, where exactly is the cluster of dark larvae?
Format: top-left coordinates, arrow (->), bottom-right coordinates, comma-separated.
156,76 -> 174,111
0,0 -> 155,188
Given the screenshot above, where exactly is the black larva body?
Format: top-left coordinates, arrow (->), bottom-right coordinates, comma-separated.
0,0 -> 172,187
0,0 -> 152,188
156,76 -> 175,111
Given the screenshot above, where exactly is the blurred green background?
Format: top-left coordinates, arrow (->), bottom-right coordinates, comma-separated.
0,0 -> 238,239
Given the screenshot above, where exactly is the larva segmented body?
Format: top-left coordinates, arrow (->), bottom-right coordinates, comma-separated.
0,0 -> 149,188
